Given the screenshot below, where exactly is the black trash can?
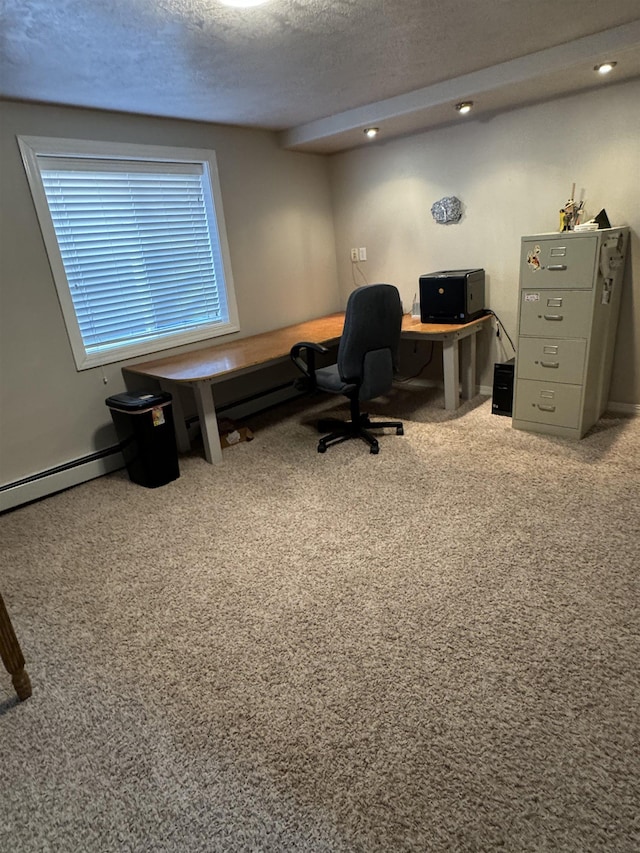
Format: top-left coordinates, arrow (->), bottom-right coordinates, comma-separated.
106,391 -> 180,488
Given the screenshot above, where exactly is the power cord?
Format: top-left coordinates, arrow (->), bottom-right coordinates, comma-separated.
396,341 -> 435,382
351,262 -> 369,287
485,309 -> 516,354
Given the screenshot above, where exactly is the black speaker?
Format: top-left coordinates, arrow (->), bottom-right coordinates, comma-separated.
492,359 -> 515,416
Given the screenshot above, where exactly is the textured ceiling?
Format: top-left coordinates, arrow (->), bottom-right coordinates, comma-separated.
1,0 -> 640,152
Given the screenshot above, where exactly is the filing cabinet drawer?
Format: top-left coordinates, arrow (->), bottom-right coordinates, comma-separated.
519,289 -> 592,338
514,379 -> 582,429
520,235 -> 597,288
516,337 -> 586,385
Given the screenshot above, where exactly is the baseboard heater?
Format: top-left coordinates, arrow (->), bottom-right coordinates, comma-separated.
0,445 -> 124,514
216,380 -> 303,422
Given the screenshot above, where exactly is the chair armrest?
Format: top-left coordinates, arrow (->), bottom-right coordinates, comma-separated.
290,341 -> 329,390
290,341 -> 329,373
290,341 -> 329,359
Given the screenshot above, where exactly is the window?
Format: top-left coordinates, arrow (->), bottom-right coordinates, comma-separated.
18,137 -> 239,369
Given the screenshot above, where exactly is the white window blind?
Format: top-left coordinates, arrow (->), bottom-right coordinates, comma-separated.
18,138 -> 239,369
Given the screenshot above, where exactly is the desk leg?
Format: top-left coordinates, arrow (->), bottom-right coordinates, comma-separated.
194,380 -> 223,464
460,331 -> 478,401
159,381 -> 191,454
442,338 -> 460,411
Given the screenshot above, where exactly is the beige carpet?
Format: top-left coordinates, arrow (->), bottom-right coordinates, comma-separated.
2,389 -> 639,852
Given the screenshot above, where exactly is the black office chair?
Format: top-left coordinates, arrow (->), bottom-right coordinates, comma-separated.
290,283 -> 404,454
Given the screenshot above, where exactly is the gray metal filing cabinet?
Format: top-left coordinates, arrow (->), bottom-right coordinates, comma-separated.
512,227 -> 629,439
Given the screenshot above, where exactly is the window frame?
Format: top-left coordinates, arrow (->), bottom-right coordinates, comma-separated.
18,136 -> 240,370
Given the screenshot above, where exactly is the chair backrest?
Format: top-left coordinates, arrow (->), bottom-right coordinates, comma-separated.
337,284 -> 402,400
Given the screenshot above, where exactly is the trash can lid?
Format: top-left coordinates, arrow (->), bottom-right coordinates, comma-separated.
105,390 -> 172,410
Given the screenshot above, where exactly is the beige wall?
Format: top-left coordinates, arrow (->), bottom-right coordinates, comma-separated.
1,82 -> 639,492
0,101 -> 340,486
329,78 -> 640,404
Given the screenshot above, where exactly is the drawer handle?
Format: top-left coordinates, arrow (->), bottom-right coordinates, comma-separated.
536,404 -> 556,412
540,361 -> 559,368
547,264 -> 567,271
543,314 -> 563,321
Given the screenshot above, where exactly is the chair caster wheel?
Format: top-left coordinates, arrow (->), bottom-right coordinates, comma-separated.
317,445 -> 327,453
397,426 -> 404,435
370,445 -> 379,454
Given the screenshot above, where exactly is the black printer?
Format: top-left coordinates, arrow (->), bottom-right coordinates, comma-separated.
419,268 -> 485,323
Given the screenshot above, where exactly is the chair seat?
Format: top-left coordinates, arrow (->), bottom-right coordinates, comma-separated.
315,364 -> 356,395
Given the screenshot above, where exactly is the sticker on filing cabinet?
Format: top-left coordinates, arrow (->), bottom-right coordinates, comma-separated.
526,245 -> 541,270
152,406 -> 165,427
524,292 -> 540,302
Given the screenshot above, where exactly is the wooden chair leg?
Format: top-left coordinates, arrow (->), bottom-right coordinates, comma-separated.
0,593 -> 32,701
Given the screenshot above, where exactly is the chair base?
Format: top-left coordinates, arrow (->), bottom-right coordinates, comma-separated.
316,410 -> 403,454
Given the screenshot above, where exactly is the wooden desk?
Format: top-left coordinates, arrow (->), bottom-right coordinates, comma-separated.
401,314 -> 490,410
124,313 -> 489,464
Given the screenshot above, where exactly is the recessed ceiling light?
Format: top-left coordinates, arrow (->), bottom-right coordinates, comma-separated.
594,61 -> 617,75
455,101 -> 473,114
219,0 -> 270,7
364,127 -> 379,139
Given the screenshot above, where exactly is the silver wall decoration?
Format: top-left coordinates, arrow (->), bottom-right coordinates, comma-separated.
431,196 -> 463,224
